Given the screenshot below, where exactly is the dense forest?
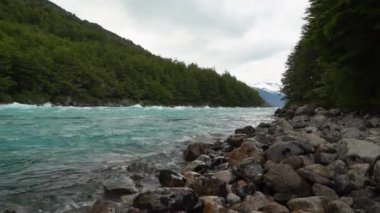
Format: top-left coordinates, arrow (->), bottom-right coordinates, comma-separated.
0,0 -> 264,107
282,0 -> 380,109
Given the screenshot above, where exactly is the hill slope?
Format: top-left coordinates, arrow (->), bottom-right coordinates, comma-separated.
0,0 -> 264,107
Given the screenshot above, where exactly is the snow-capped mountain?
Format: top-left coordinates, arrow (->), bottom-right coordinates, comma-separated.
253,82 -> 285,107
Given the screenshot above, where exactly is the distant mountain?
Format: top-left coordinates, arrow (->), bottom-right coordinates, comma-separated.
0,0 -> 264,107
253,82 -> 285,107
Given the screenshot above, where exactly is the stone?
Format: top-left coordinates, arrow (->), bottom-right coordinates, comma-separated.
232,180 -> 256,199
214,170 -> 234,184
342,127 -> 361,139
369,117 -> 380,128
132,187 -> 204,212
315,153 -> 337,165
265,142 -> 304,162
183,142 -> 213,162
287,196 -> 329,213
90,199 -> 127,213
235,126 -> 255,137
182,160 -> 208,174
295,105 -> 315,116
281,156 -> 313,170
304,133 -> 327,148
263,202 -> 289,213
328,109 -> 341,117
310,114 -> 328,128
315,107 -> 328,115
233,157 -> 263,183
258,122 -> 272,128
335,168 -> 368,195
275,118 -> 294,134
297,168 -> 332,185
102,177 -> 138,201
352,198 -> 380,213
229,141 -> 264,165
327,160 -> 347,178
227,193 -> 241,205
312,183 -> 339,200
304,164 -> 332,179
292,115 -> 310,129
370,158 -> 380,190
201,196 -> 226,213
341,114 -> 366,130
321,121 -> 342,142
233,192 -> 270,212
337,139 -> 380,163
326,200 -> 355,213
263,163 -> 311,197
226,134 -> 247,148
185,173 -> 227,197
158,170 -> 187,187
196,154 -> 212,167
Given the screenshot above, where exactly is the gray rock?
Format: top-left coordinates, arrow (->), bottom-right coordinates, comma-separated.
233,157 -> 263,183
305,133 -> 327,148
315,107 -> 328,115
185,173 -> 227,197
321,120 -> 342,142
287,196 -> 329,213
182,160 -> 208,174
369,117 -> 380,128
275,118 -> 294,134
158,170 -> 186,187
227,193 -> 241,205
232,180 -> 256,199
233,192 -> 270,212
281,155 -> 313,170
326,200 -> 355,213
90,199 -> 128,213
265,142 -> 304,162
341,114 -> 366,130
337,139 -> 380,163
292,115 -> 310,129
2,206 -> 34,213
312,183 -> 339,200
295,104 -> 315,116
263,163 -> 311,197
103,177 -> 138,200
353,198 -> 380,213
327,160 -> 347,178
370,158 -> 380,190
226,133 -> 247,148
310,114 -> 328,128
342,127 -> 361,139
328,109 -> 341,117
263,202 -> 289,213
132,187 -> 204,212
196,154 -> 212,167
235,126 -> 255,137
335,168 -> 368,195
183,142 -> 213,162
298,168 -> 332,185
214,170 -> 234,184
315,152 -> 337,165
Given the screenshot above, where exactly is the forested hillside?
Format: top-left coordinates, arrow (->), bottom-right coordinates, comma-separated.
0,0 -> 264,106
282,0 -> 380,109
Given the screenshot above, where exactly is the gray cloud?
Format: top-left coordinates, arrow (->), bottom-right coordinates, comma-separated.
50,0 -> 309,85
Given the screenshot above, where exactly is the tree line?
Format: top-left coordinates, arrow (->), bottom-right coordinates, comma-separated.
0,0 -> 264,107
282,0 -> 379,109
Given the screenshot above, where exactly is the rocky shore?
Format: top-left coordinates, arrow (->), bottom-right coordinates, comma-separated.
87,105 -> 380,213
6,105 -> 380,213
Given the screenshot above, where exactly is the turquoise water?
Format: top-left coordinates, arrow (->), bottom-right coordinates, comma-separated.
0,103 -> 275,212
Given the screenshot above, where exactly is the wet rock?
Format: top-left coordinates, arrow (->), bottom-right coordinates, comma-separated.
233,157 -> 263,183
184,173 -> 227,197
321,121 -> 342,142
226,134 -> 247,148
287,196 -> 329,213
90,199 -> 127,213
232,180 -> 256,199
263,163 -> 311,197
229,141 -> 264,165
214,170 -> 234,184
258,122 -> 272,128
182,160 -> 208,174
295,105 -> 315,116
235,126 -> 255,137
212,156 -> 229,168
233,192 -> 270,212
326,200 -> 355,213
103,177 -> 138,201
201,196 -> 226,213
196,154 -> 212,167
184,142 -> 213,162
263,202 -> 289,213
2,206 -> 33,213
315,153 -> 337,165
265,142 -> 304,162
281,155 -> 313,170
158,170 -> 186,187
352,198 -> 380,213
312,183 -> 339,200
132,187 -> 204,212
337,139 -> 380,163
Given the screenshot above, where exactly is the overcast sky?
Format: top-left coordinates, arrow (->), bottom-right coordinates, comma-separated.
50,0 -> 309,86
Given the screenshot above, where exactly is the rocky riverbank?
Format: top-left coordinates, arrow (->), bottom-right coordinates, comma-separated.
89,105 -> 380,213
6,105 -> 379,213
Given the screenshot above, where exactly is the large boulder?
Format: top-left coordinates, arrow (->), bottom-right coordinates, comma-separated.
287,196 -> 329,213
263,163 -> 311,197
232,192 -> 270,212
102,177 -> 138,201
158,170 -> 186,187
312,183 -> 339,200
337,139 -> 380,163
132,187 -> 204,212
183,142 -> 213,162
233,157 -> 263,183
265,142 -> 304,162
184,172 -> 227,197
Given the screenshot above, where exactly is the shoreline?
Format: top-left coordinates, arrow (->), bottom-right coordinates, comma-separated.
3,105 -> 380,212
